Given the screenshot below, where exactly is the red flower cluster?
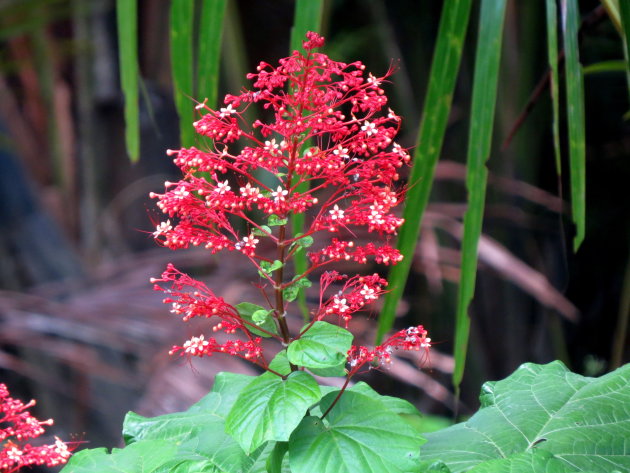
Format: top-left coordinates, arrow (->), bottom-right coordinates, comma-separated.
151,32 -> 428,373
346,325 -> 431,375
0,384 -> 71,472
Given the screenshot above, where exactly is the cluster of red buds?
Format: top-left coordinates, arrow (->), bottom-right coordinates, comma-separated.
151,31 -> 429,373
0,383 -> 71,472
346,325 -> 431,375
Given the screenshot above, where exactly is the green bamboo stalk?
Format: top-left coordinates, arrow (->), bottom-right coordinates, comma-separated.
170,0 -> 195,147
561,0 -> 586,251
452,0 -> 508,397
376,0 -> 473,344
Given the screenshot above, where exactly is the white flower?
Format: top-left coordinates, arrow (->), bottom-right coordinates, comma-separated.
219,104 -> 236,118
272,186 -> 288,202
361,121 -> 377,136
153,220 -> 172,237
215,180 -> 231,194
329,204 -> 345,221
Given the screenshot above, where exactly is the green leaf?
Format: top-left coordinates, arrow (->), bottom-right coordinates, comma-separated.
561,0 -> 586,250
197,0 -> 226,109
420,361 -> 630,473
252,309 -> 273,325
545,0 -> 562,176
620,0 -> 630,99
226,371 -> 320,454
268,214 -> 288,226
582,59 -> 628,75
452,0 -> 508,396
290,234 -> 314,250
282,277 -> 312,302
259,260 -> 283,277
346,382 -> 420,416
378,0 -> 473,344
289,0 -> 323,52
266,441 -> 288,473
269,350 -> 291,376
116,0 -> 140,162
60,440 -> 177,473
121,374 -> 260,472
170,0 -> 195,147
252,225 -> 272,237
288,391 -> 425,473
466,450 -> 573,473
287,321 -> 353,376
235,302 -> 278,338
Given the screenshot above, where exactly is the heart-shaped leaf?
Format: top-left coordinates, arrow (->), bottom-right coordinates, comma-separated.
288,390 -> 424,473
287,321 -> 353,376
225,371 -> 320,453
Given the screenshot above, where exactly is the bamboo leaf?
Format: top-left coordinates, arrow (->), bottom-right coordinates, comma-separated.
452,0 -> 508,394
197,0 -> 226,109
546,0 -> 562,176
289,0 -> 324,320
582,59 -> 627,74
116,0 -> 139,162
619,0 -> 630,99
290,0 -> 323,52
561,0 -> 586,250
376,0 -> 473,343
170,0 -> 195,147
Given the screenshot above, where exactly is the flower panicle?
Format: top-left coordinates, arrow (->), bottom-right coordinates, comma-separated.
0,384 -> 72,472
150,32 -> 423,369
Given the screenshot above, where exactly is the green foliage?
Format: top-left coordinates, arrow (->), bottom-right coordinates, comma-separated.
378,0 -> 473,343
61,372 -> 259,473
288,390 -> 425,473
287,321 -> 353,376
197,0 -> 227,109
282,277 -> 312,302
235,302 -> 278,337
169,0 -> 195,147
115,0 -> 139,162
562,0 -> 586,251
61,363 -> 629,473
225,371 -> 320,454
419,362 -> 630,472
453,0 -> 508,395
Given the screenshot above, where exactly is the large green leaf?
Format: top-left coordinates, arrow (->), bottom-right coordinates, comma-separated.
124,372 -> 258,473
561,0 -> 586,251
116,0 -> 139,162
452,0 -> 508,396
63,372 -> 257,473
287,321 -> 353,376
420,361 -> 630,473
225,371 -> 320,454
288,390 -> 425,473
61,440 -> 177,473
377,0 -> 473,343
